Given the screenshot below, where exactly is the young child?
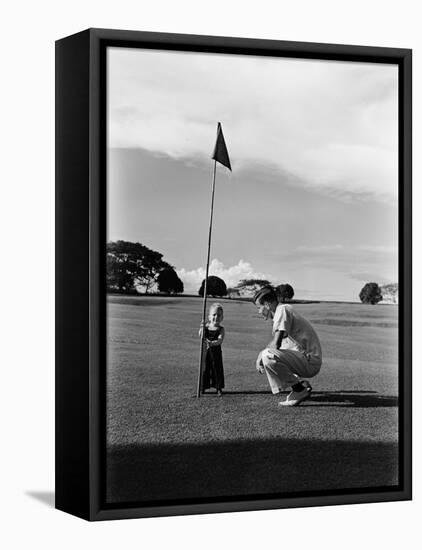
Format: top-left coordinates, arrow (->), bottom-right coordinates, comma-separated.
199,303 -> 225,395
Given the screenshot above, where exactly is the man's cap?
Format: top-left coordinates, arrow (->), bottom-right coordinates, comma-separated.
253,285 -> 276,304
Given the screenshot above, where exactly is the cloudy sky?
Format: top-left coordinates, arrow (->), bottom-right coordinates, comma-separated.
107,47 -> 398,301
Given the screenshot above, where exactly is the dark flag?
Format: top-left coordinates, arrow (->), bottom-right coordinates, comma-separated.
212,122 -> 232,171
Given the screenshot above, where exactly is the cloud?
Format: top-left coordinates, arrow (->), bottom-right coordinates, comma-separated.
177,259 -> 273,293
349,272 -> 392,284
356,245 -> 398,254
281,243 -> 397,262
108,48 -> 398,201
274,243 -> 398,284
297,244 -> 344,253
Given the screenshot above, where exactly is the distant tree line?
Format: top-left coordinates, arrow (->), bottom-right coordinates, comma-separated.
107,240 -> 300,300
196,273 -> 393,305
198,277 -> 295,302
107,240 -> 183,294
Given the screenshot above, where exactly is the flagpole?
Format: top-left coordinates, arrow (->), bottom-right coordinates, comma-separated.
196,159 -> 218,398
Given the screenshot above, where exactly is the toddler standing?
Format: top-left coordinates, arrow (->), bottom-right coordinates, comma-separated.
199,303 -> 225,395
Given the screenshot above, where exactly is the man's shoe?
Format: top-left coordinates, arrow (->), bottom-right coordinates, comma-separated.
279,384 -> 312,407
302,380 -> 312,390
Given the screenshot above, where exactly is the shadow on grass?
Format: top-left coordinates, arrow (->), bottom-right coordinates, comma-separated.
106,438 -> 398,505
197,390 -> 397,408
312,319 -> 398,328
201,390 -> 273,396
306,392 -> 398,408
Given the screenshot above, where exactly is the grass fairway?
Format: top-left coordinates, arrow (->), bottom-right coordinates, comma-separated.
106,295 -> 399,504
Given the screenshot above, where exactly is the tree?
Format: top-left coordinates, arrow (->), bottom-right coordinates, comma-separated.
106,240 -> 171,293
106,253 -> 135,292
157,268 -> 184,294
276,283 -> 294,303
226,287 -> 240,299
236,278 -> 272,289
198,276 -> 227,297
234,279 -> 272,297
359,282 -> 383,305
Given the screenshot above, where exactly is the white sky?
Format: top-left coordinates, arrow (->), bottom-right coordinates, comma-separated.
107,47 -> 398,301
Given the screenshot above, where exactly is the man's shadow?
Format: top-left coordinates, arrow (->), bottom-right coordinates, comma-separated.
306,391 -> 398,408
221,390 -> 398,408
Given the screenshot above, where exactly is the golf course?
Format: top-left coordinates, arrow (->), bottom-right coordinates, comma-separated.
106,295 -> 399,504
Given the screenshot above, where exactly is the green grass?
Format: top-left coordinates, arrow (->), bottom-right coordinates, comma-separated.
106,295 -> 399,504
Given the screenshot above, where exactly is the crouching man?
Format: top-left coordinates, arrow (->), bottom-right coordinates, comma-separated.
253,286 -> 322,407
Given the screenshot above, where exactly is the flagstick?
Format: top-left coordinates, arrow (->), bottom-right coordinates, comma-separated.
196,159 -> 218,398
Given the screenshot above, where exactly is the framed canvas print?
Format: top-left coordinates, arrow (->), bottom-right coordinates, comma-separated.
55,28 -> 412,521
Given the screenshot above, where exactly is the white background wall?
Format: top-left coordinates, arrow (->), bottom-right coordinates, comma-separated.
1,1 -> 419,548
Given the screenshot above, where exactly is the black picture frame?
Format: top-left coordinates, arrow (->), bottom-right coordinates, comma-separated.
55,28 -> 412,521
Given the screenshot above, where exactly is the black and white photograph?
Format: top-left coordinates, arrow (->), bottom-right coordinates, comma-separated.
3,0 -> 420,546
105,45 -> 402,505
